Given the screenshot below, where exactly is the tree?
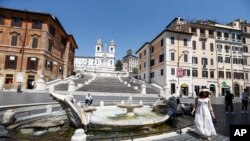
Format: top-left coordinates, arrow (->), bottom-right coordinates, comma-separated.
115,60 -> 123,71
127,49 -> 132,55
132,67 -> 138,75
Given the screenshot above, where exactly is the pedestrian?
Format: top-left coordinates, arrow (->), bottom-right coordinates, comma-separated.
241,89 -> 249,114
191,89 -> 216,141
85,93 -> 93,106
225,90 -> 234,114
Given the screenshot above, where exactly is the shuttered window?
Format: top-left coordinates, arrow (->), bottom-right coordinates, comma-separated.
5,56 -> 17,69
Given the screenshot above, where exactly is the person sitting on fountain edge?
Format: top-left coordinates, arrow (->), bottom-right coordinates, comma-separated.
85,93 -> 93,106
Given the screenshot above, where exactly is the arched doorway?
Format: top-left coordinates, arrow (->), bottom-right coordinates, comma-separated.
181,84 -> 188,96
209,84 -> 216,96
234,84 -> 240,97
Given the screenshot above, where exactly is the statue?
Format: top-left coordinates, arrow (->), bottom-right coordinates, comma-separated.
49,92 -> 96,128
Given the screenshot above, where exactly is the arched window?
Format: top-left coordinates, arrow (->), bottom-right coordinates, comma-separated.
97,47 -> 100,51
111,47 -> 113,52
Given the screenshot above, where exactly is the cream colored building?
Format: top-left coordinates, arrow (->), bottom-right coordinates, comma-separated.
122,55 -> 138,72
136,17 -> 250,97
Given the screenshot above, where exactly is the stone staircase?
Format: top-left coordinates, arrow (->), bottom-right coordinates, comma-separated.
76,76 -> 139,93
54,75 -> 92,91
121,77 -> 159,94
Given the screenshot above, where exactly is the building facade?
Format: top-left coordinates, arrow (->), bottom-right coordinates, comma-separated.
136,17 -> 250,97
74,38 -> 115,72
122,55 -> 138,72
0,7 -> 77,90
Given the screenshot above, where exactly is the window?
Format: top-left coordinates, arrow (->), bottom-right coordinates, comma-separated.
11,34 -> 18,46
237,34 -> 241,40
217,44 -> 222,52
171,68 -> 175,75
161,69 -> 164,76
4,55 -> 17,69
151,46 -> 154,53
183,69 -> 190,76
171,83 -> 176,94
210,71 -> 214,78
144,50 -> 146,55
201,58 -> 208,65
171,52 -> 175,61
232,33 -> 236,40
224,32 -> 229,39
219,71 -> 224,78
11,17 -> 22,27
243,38 -> 246,44
245,73 -> 248,80
0,15 -> 4,25
209,30 -> 213,37
233,58 -> 237,64
184,54 -> 188,62
32,37 -> 38,48
192,57 -> 198,64
226,72 -> 231,79
97,47 -> 100,51
210,43 -> 214,52
143,74 -> 146,79
150,72 -> 154,78
5,74 -> 14,85
202,42 -> 206,50
225,45 -> 230,53
161,39 -> 164,46
225,57 -> 230,63
49,25 -> 55,36
192,40 -> 196,50
139,65 -> 141,70
159,54 -> 164,62
217,31 -> 222,38
27,57 -> 38,70
211,59 -> 214,65
191,28 -> 196,33
171,37 -> 175,44
139,53 -> 142,59
243,58 -> 247,65
202,71 -> 208,78
48,39 -> 53,52
32,20 -> 42,29
184,38 -> 187,46
218,56 -> 223,63
144,62 -> 146,68
111,47 -> 113,52
192,70 -> 198,77
200,29 -> 205,37
45,60 -> 53,71
150,59 -> 155,67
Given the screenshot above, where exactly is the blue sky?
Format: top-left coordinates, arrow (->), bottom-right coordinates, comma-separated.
1,0 -> 250,60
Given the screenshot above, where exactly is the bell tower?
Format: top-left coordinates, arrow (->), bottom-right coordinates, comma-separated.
95,38 -> 103,52
109,39 -> 115,53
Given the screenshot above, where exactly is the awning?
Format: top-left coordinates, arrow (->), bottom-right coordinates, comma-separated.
181,84 -> 188,87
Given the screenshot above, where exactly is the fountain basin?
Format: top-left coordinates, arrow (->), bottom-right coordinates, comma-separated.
89,106 -> 169,131
117,104 -> 143,117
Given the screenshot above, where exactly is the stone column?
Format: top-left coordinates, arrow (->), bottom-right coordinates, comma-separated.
68,80 -> 76,92
71,129 -> 86,141
35,75 -> 46,90
140,84 -> 146,94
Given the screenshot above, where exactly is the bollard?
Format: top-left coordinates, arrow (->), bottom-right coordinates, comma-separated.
100,101 -> 104,107
140,84 -> 146,94
71,129 -> 86,141
46,105 -> 52,114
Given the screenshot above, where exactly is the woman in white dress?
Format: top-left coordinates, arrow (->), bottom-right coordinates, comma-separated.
191,90 -> 216,140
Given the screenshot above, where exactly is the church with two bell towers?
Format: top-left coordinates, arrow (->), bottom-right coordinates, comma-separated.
94,38 -> 116,71
74,38 -> 116,72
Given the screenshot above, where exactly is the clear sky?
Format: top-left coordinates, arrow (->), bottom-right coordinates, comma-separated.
1,0 -> 250,60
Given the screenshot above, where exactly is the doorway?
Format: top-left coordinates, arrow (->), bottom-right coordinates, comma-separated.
171,83 -> 176,94
209,84 -> 216,96
181,84 -> 188,96
27,75 -> 35,89
234,84 -> 240,97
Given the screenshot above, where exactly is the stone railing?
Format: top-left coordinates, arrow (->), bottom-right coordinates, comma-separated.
46,76 -> 74,90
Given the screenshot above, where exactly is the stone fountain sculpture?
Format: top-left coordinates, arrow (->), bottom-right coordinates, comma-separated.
117,96 -> 143,117
152,95 -> 177,117
49,92 -> 96,128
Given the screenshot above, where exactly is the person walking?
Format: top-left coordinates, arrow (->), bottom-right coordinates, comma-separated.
191,90 -> 216,141
241,89 -> 249,114
85,93 -> 93,106
225,90 -> 234,114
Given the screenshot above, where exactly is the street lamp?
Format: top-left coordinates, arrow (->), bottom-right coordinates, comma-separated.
177,51 -> 188,97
